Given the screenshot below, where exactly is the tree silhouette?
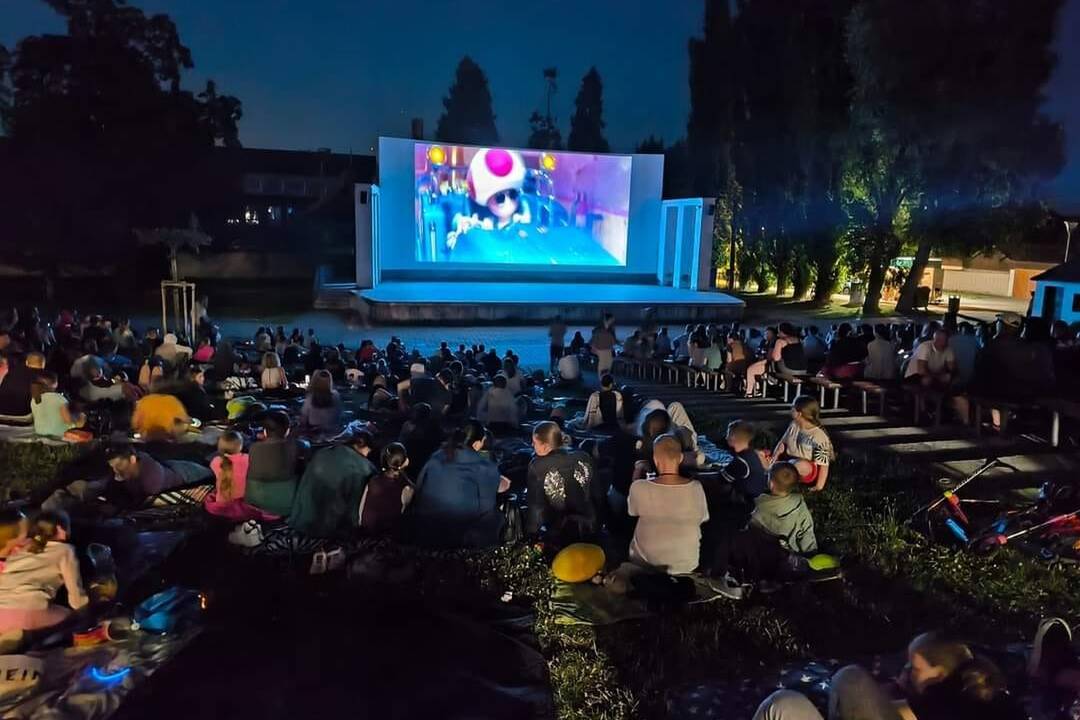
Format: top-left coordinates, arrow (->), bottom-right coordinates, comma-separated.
435,56 -> 499,145
567,67 -> 609,153
846,0 -> 1064,313
0,0 -> 242,295
527,67 -> 562,149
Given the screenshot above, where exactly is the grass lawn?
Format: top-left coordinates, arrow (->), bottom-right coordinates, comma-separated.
5,434 -> 1078,719
736,291 -> 902,323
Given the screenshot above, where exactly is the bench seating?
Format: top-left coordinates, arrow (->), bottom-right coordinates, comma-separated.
806,376 -> 843,409
851,380 -> 890,416
903,384 -> 946,426
772,372 -> 807,403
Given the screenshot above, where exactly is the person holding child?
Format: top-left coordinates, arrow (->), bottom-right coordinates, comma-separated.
773,396 -> 835,492
0,511 -> 88,633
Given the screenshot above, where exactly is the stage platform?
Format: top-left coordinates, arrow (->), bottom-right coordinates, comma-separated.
352,281 -> 744,324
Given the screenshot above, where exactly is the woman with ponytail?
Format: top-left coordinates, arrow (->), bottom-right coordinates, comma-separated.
0,511 -> 88,632
358,442 -> 415,536
525,421 -> 596,545
409,420 -> 510,548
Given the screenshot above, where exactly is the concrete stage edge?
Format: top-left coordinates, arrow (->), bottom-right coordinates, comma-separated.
356,281 -> 745,324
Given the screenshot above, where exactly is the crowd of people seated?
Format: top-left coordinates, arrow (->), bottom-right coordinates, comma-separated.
609,312 -> 1080,427
0,304 -> 1076,717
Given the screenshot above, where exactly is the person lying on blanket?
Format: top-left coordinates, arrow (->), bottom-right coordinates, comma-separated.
772,395 -> 834,492
105,443 -> 201,507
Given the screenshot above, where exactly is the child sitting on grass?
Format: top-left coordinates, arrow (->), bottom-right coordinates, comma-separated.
0,511 -> 88,633
358,442 -> 414,537
751,462 -> 817,555
30,373 -> 85,439
722,419 -> 769,501
708,463 -> 818,584
205,431 -> 251,520
774,395 -> 834,492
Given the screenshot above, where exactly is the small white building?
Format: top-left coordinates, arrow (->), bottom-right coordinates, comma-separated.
1031,257 -> 1080,324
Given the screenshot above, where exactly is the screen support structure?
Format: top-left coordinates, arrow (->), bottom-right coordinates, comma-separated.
658,198 -> 715,291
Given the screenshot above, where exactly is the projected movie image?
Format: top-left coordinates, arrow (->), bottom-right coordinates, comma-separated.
414,144 -> 631,266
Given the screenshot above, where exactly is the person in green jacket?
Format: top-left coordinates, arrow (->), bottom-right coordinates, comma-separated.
288,426 -> 377,538
245,411 -> 302,518
751,463 -> 818,554
707,463 -> 818,583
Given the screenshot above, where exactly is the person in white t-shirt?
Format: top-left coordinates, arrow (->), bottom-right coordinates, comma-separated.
904,328 -> 956,389
628,435 -> 709,575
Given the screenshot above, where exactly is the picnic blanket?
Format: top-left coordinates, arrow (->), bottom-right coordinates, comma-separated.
0,623 -> 200,720
0,425 -> 71,446
549,564 -> 738,626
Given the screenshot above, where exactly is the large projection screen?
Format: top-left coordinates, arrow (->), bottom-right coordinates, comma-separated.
413,144 -> 630,266
377,137 -> 663,279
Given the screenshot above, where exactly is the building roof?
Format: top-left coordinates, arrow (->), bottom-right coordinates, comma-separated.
216,147 -> 376,182
1033,257 -> 1080,283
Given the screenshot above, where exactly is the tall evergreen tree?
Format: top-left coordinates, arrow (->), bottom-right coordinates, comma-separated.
435,56 -> 499,146
567,67 -> 609,153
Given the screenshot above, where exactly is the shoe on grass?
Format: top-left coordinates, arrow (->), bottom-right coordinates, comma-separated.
1028,616 -> 1074,680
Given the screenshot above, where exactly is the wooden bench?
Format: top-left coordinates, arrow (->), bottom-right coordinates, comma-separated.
807,376 -> 843,409
903,384 -> 946,426
971,396 -> 1042,436
772,372 -> 808,403
851,380 -> 889,416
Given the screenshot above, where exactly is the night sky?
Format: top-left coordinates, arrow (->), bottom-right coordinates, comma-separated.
3,0 -> 1079,210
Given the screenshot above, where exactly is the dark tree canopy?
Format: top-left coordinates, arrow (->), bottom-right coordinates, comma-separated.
435,56 -> 499,146
0,0 -> 242,275
526,67 -> 562,150
567,67 -> 609,153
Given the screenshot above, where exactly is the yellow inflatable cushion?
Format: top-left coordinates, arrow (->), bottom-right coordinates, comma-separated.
551,543 -> 606,583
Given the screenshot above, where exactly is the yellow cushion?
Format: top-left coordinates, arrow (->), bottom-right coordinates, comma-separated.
808,553 -> 840,571
551,543 -> 606,583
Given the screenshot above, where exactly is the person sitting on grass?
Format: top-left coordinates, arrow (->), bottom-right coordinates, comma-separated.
773,396 -> 834,492
721,419 -> 769,502
580,374 -> 623,430
628,434 -> 709,575
78,364 -> 126,404
408,420 -> 510,549
300,369 -> 343,432
753,631 -> 1025,720
260,352 -> 288,390
204,430 -> 268,521
751,462 -> 817,555
288,426 -> 377,538
245,411 -> 301,518
0,511 -> 88,634
358,442 -> 415,537
191,337 -> 215,363
476,374 -> 519,433
30,373 -> 85,439
526,422 -> 596,546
